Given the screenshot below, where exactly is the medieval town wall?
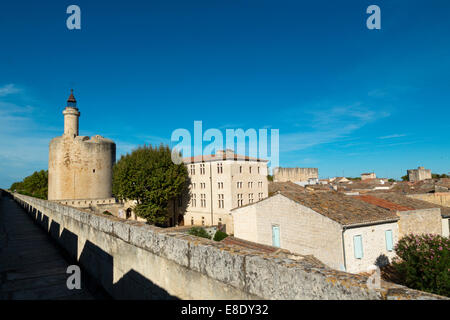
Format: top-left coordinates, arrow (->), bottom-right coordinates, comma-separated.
10,192 -> 445,300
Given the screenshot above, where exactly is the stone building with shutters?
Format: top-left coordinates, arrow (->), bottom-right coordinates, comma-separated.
231,182 -> 449,273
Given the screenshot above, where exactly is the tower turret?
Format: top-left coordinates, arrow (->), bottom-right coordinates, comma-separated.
63,89 -> 80,137
49,90 -> 116,201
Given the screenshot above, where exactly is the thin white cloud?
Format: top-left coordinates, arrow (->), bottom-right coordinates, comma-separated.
384,141 -> 417,147
0,84 -> 21,97
378,133 -> 407,139
280,103 -> 390,152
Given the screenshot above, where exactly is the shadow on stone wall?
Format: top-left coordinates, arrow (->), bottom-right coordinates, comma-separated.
18,200 -> 177,300
78,240 -> 178,300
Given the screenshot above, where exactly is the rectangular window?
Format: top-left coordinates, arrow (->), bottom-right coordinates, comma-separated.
190,164 -> 195,175
200,194 -> 206,207
248,193 -> 254,204
353,235 -> 363,259
191,194 -> 196,207
237,194 -> 243,207
218,194 -> 224,208
272,225 -> 280,247
385,230 -> 393,252
200,163 -> 205,175
217,163 -> 223,174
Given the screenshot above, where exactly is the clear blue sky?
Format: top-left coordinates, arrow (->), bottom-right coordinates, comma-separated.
0,0 -> 449,188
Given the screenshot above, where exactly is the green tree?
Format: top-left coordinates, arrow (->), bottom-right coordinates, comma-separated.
401,175 -> 409,181
112,144 -> 188,226
432,173 -> 450,179
10,170 -> 48,199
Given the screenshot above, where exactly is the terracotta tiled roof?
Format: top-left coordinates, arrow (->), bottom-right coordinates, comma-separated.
370,192 -> 450,217
268,182 -> 398,226
388,180 -> 436,194
355,195 -> 414,212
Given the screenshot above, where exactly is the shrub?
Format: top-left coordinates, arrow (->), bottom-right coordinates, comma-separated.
103,211 -> 112,216
213,230 -> 228,242
392,233 -> 450,297
188,227 -> 211,239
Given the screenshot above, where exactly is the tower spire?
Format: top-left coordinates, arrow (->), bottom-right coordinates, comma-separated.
67,89 -> 77,108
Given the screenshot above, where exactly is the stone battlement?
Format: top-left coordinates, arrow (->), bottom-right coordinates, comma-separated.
9,192 -> 446,300
53,197 -> 117,208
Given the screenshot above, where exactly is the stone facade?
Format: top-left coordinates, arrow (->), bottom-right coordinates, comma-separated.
232,193 -> 399,273
181,150 -> 269,234
232,194 -> 346,270
273,167 -> 318,183
48,91 -> 116,201
407,166 -> 432,182
367,193 -> 449,238
343,222 -> 399,273
396,208 -> 443,237
361,172 -> 376,180
408,192 -> 450,207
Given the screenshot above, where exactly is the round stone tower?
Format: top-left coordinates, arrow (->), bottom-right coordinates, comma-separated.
48,90 -> 116,201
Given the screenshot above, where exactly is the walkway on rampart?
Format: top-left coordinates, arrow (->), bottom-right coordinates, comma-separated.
0,193 -> 101,299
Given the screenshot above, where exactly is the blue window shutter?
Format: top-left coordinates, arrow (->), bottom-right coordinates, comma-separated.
272,225 -> 280,248
385,230 -> 393,251
353,235 -> 363,259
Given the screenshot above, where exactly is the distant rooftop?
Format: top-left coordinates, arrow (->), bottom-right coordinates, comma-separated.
371,192 -> 450,218
355,195 -> 414,212
182,149 -> 268,164
268,182 -> 398,226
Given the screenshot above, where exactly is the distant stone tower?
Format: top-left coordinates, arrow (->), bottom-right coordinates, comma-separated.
48,90 -> 116,201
